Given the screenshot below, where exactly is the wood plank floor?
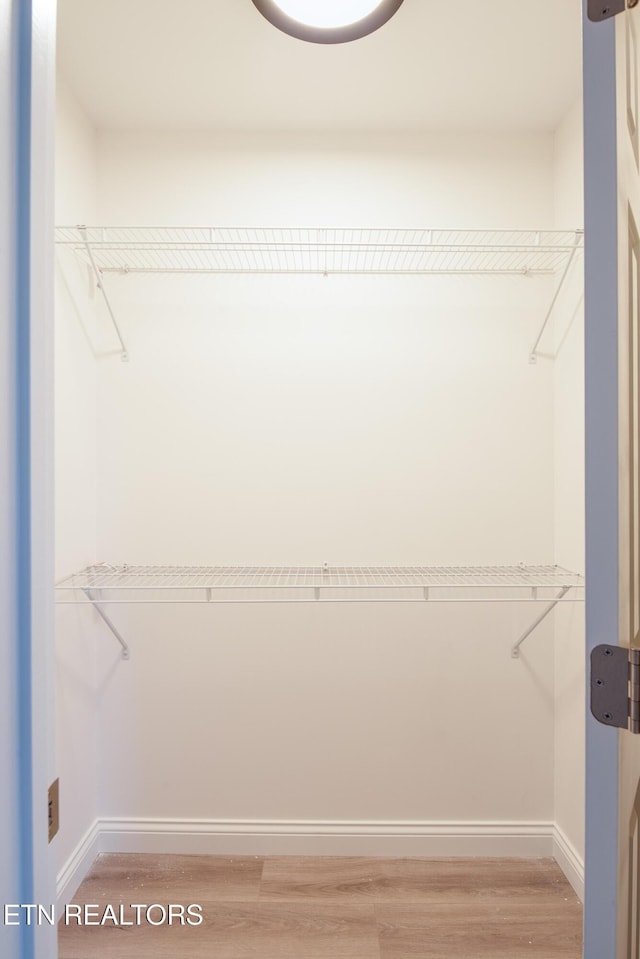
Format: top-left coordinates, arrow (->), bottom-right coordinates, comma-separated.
58,854 -> 583,959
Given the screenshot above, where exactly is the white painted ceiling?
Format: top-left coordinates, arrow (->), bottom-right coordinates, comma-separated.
57,0 -> 582,134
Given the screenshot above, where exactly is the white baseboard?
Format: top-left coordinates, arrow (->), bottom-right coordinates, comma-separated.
552,824 -> 584,901
99,817 -> 555,858
58,817 -> 575,903
56,819 -> 101,911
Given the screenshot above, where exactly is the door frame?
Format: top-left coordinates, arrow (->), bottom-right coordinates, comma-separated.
0,1 -> 56,957
0,2 -> 626,958
583,3 -> 622,958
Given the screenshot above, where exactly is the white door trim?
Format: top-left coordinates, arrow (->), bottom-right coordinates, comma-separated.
0,2 -> 57,957
583,3 -> 620,957
29,2 -> 57,956
0,1 -> 28,948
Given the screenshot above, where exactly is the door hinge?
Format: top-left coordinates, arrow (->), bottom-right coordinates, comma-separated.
48,779 -> 59,843
588,0 -> 637,21
591,645 -> 640,732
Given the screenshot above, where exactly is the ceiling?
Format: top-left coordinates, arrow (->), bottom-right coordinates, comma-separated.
57,0 -> 582,134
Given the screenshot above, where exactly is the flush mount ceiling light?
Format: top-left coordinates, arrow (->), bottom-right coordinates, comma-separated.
251,0 -> 405,43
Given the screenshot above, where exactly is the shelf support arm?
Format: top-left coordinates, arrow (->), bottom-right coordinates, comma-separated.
83,589 -> 130,660
529,232 -> 582,363
511,586 -> 571,658
78,225 -> 129,361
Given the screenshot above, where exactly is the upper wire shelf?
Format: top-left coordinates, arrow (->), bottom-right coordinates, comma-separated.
56,563 -> 584,604
55,226 -> 584,276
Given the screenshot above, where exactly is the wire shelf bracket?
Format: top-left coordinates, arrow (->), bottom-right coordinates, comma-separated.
83,588 -> 131,660
55,565 -> 584,659
529,231 -> 583,364
510,585 -> 571,658
78,226 -> 129,362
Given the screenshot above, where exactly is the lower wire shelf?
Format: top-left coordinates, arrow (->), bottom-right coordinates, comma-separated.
56,563 -> 583,603
55,564 -> 584,661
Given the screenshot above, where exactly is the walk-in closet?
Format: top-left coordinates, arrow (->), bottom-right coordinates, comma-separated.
54,1 -> 586,955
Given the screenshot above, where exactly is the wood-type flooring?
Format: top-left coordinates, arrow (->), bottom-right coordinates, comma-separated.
58,854 -> 583,959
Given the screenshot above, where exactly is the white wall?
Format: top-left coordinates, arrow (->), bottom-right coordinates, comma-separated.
64,130 -> 562,849
54,78 -> 102,896
552,98 -> 586,893
96,130 -> 554,229
95,132 -> 556,565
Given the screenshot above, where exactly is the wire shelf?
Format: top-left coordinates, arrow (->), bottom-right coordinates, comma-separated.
55,227 -> 584,276
56,564 -> 584,605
